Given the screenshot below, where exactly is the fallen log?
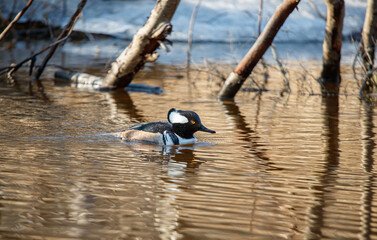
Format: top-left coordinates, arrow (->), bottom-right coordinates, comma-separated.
53,0 -> 180,90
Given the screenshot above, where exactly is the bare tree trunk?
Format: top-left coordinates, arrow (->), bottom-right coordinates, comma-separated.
100,0 -> 180,89
217,0 -> 300,99
360,0 -> 377,72
320,0 -> 344,84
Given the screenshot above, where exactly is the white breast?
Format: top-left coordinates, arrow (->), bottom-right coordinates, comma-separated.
177,135 -> 197,145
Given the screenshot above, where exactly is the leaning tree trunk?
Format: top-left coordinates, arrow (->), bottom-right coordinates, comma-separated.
217,0 -> 300,99
360,0 -> 377,72
100,0 -> 180,89
320,0 -> 344,84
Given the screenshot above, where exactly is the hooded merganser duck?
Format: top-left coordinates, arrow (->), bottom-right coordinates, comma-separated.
118,108 -> 216,145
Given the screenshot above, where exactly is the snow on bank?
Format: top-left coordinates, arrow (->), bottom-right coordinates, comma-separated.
0,0 -> 367,43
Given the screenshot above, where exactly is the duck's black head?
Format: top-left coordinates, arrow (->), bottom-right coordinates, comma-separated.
167,108 -> 216,139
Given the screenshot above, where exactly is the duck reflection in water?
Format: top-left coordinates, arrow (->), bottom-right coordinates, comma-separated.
122,142 -> 211,168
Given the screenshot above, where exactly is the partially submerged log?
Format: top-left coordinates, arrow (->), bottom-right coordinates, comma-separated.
55,71 -> 103,88
100,0 -> 180,89
217,0 -> 300,99
320,0 -> 344,83
54,71 -> 164,94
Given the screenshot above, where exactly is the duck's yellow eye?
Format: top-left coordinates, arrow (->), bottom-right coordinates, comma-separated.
191,120 -> 196,124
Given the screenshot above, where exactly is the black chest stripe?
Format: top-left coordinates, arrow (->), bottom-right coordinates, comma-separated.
164,131 -> 179,145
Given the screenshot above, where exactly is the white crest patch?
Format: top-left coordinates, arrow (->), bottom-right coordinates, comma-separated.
169,111 -> 188,124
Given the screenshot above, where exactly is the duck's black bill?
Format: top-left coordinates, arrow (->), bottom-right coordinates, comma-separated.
199,125 -> 216,134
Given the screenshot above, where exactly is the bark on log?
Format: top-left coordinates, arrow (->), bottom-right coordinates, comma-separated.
320,0 -> 344,83
217,0 -> 300,99
100,0 -> 180,89
360,0 -> 377,72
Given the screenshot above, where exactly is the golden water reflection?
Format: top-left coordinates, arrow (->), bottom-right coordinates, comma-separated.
1,64 -> 377,239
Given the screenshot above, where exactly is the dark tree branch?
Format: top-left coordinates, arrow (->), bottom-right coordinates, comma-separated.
0,33 -> 75,77
33,0 -> 87,81
0,0 -> 34,41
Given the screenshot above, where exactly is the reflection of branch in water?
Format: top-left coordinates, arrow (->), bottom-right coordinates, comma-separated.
219,99 -> 271,167
306,94 -> 339,239
360,102 -> 375,238
108,89 -> 145,123
6,74 -> 51,103
220,98 -> 300,235
28,77 -> 50,103
253,94 -> 262,130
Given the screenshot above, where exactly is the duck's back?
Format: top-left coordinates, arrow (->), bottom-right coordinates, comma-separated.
117,121 -> 172,144
129,121 -> 172,134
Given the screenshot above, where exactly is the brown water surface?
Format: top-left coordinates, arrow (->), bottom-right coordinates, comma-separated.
1,62 -> 377,240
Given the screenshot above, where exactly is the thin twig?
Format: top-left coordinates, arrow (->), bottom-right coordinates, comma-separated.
0,0 -> 34,41
257,0 -> 263,35
202,58 -> 227,81
351,37 -> 362,84
307,0 -> 326,21
271,44 -> 291,93
187,0 -> 201,69
258,0 -> 269,91
298,63 -> 316,95
34,0 -> 87,81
